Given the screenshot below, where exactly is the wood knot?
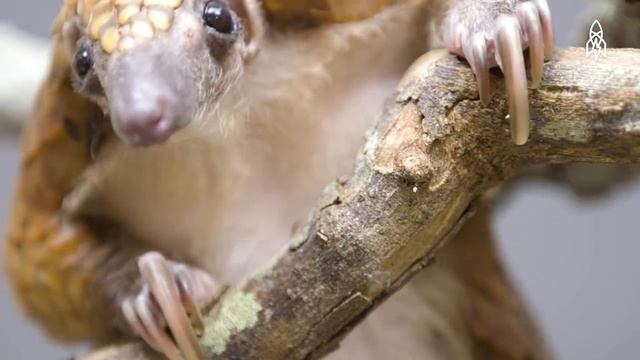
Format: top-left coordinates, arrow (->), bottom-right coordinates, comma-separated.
374,102 -> 432,183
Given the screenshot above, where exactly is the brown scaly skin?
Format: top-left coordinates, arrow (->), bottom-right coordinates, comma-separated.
4,0 -> 407,344
3,30 -> 115,341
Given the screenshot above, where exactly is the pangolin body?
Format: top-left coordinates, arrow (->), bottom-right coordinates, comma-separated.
5,0 -> 557,358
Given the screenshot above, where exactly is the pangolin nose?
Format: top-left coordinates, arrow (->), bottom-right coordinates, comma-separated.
118,96 -> 178,147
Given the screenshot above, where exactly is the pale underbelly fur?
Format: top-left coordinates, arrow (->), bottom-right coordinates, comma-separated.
77,4 -> 473,359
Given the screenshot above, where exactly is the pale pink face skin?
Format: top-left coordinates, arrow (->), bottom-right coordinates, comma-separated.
66,0 -> 246,147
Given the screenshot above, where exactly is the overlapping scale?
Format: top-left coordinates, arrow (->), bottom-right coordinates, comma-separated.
74,0 -> 183,53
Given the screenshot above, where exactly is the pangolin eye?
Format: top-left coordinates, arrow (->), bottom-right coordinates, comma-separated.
74,46 -> 93,79
203,0 -> 234,34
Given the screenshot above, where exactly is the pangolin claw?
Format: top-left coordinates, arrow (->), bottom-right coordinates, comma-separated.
445,0 -> 555,145
122,252 -> 221,360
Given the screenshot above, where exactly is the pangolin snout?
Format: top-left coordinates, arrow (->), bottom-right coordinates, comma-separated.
107,44 -> 197,147
115,94 -> 179,147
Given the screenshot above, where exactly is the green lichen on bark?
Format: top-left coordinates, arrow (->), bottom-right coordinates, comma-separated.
201,291 -> 262,355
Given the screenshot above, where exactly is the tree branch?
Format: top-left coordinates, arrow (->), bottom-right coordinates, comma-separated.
79,47 -> 640,360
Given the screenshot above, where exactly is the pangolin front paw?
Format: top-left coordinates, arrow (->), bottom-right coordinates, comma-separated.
442,0 -> 554,145
121,252 -> 222,360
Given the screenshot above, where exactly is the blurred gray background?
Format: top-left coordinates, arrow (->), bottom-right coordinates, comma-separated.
1,0 -> 639,359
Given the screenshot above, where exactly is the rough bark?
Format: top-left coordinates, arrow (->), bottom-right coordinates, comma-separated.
79,47 -> 640,359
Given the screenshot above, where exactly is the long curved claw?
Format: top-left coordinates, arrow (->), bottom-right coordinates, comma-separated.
122,297 -> 180,359
139,252 -> 204,360
175,266 -> 205,334
518,3 -> 544,89
496,15 -> 530,145
134,290 -> 184,360
465,34 -> 492,105
533,0 -> 554,59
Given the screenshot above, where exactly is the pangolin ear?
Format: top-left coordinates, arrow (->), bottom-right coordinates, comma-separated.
61,20 -> 82,59
51,3 -> 82,59
230,0 -> 265,59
